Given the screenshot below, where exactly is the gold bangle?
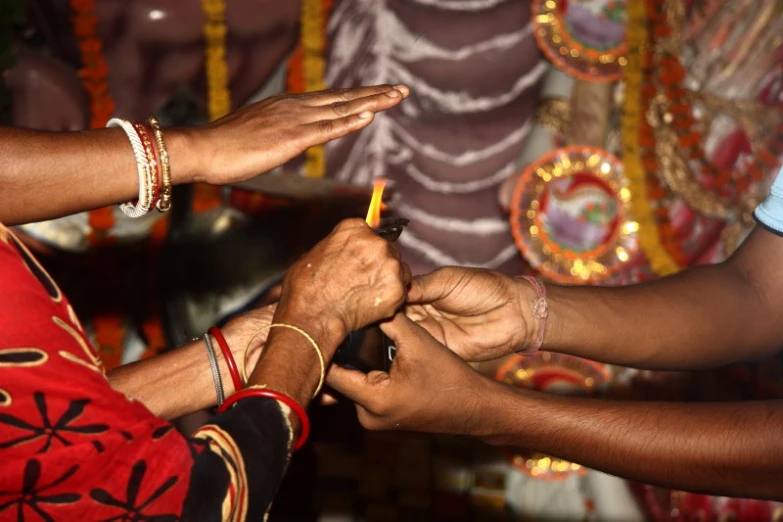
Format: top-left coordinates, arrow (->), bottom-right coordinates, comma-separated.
146,116 -> 173,212
242,323 -> 326,398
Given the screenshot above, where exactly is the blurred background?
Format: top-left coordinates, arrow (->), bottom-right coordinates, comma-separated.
2,0 -> 782,519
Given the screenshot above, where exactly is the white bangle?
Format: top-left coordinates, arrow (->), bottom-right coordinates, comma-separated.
107,118 -> 152,218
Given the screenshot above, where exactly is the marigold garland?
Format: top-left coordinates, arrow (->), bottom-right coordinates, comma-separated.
202,0 -> 232,122
621,0 -> 680,276
287,0 -> 333,178
652,2 -> 783,205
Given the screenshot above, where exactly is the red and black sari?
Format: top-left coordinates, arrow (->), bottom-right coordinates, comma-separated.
0,223 -> 293,521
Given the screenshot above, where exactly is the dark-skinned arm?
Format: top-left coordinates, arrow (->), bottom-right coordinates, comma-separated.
328,314 -> 783,502
544,226 -> 783,369
0,85 -> 408,225
407,226 -> 783,370
483,384 -> 783,500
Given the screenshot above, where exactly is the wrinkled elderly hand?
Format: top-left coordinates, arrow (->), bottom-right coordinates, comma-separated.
275,219 -> 411,356
189,85 -> 409,185
328,313 -> 493,435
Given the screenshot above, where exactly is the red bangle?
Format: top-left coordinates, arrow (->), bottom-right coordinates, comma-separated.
208,327 -> 243,393
217,388 -> 310,451
133,122 -> 161,209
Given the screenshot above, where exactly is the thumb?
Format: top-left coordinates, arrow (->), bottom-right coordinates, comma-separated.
407,270 -> 453,304
378,313 -> 431,357
326,365 -> 387,408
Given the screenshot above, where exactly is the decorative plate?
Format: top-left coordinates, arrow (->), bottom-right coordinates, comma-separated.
532,0 -> 627,83
496,352 -> 610,480
510,146 -> 638,284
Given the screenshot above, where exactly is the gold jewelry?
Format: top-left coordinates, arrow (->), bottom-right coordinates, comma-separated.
146,117 -> 173,212
242,323 -> 326,398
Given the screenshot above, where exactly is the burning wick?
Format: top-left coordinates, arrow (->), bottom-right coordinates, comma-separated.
365,178 -> 388,229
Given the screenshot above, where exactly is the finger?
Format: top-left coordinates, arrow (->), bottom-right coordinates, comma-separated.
378,313 -> 430,352
407,270 -> 454,303
320,392 -> 339,406
313,90 -> 404,121
303,112 -> 377,147
326,365 -> 383,407
400,262 -> 412,290
309,84 -> 408,105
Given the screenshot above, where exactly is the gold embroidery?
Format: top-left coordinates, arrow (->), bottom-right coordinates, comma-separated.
193,425 -> 249,522
0,388 -> 11,407
52,316 -> 105,375
0,348 -> 48,368
58,351 -> 103,375
66,305 -> 85,333
8,231 -> 63,303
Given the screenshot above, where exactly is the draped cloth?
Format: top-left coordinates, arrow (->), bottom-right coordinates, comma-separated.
0,224 -> 292,521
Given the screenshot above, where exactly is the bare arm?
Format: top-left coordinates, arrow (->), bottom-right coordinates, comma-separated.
545,227 -> 783,369
407,226 -> 783,370
0,126 -> 195,225
329,314 -> 783,501
483,384 -> 783,500
0,85 -> 408,225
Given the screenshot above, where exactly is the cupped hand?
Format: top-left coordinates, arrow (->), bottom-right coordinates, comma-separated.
190,85 -> 409,185
405,267 -> 534,361
275,219 -> 411,356
327,313 -> 494,436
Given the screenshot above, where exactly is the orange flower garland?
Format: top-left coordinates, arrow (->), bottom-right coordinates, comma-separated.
638,1 -> 688,268
287,0 -> 333,178
621,0 -> 681,275
652,6 -> 783,202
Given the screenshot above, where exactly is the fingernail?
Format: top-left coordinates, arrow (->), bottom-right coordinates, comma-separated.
393,84 -> 410,97
359,111 -> 374,119
385,89 -> 401,98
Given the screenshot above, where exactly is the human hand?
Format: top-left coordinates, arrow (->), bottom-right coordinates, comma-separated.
406,267 -> 535,361
327,313 -> 495,436
187,85 -> 409,185
274,219 -> 411,357
221,303 -> 277,375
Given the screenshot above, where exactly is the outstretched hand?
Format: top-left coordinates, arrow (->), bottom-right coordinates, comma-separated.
405,267 -> 535,361
191,85 -> 409,185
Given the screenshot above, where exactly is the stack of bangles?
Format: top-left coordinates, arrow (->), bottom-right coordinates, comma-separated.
108,116 -> 173,217
205,325 -> 324,451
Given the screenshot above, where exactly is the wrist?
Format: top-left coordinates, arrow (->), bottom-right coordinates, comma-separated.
510,276 -> 543,353
273,300 -> 348,358
163,127 -> 201,185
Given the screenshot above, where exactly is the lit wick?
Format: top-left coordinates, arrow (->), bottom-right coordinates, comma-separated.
365,178 -> 387,229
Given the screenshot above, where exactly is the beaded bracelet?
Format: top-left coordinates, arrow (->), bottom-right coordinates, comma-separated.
133,123 -> 160,210
208,327 -> 244,392
146,116 -> 173,212
217,385 -> 310,451
108,118 -> 152,217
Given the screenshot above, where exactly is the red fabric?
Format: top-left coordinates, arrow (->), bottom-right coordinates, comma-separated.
0,226 -> 194,519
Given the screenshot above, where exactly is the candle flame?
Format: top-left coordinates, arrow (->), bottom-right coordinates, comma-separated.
365,178 -> 387,229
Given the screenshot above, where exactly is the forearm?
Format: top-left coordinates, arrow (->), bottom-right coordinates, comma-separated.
482,383 -> 783,500
541,261 -> 780,369
108,337 -> 242,419
0,126 -> 197,225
